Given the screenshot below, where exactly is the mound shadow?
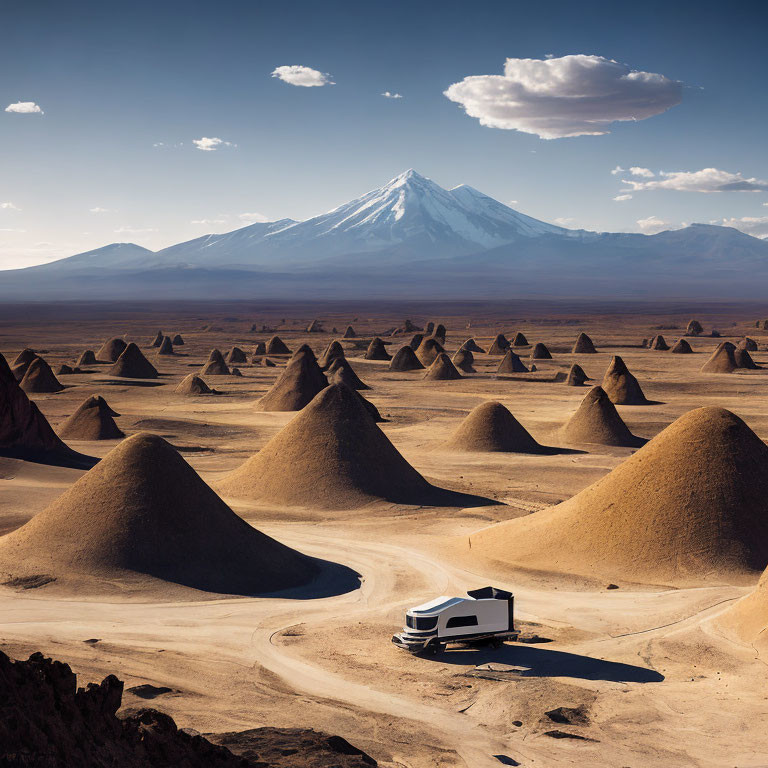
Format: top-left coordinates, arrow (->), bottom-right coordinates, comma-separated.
256,556 -> 362,599
435,644 -> 664,683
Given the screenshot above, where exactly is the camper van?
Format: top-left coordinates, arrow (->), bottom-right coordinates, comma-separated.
391,586 -> 517,654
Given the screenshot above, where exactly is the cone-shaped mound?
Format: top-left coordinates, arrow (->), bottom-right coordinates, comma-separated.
58,395 -> 124,440
700,341 -> 737,373
415,337 -> 444,366
225,346 -> 247,364
319,340 -> 345,369
460,338 -> 485,353
562,386 -> 643,447
157,336 -> 174,355
433,323 -> 447,342
365,337 -> 391,360
76,350 -> 97,366
446,401 -> 549,453
266,336 -> 291,355
670,339 -> 693,354
56,364 -> 76,376
343,325 -> 356,338
327,359 -> 369,390
149,331 -> 163,347
216,384 -> 443,509
0,353 -> 83,465
424,353 -> 462,380
12,348 -> 36,369
601,355 -> 649,405
566,364 -> 589,386
686,319 -> 703,336
11,349 -> 37,380
452,349 -> 475,373
0,433 -> 319,594
408,333 -> 424,350
511,332 -> 529,347
572,333 -> 597,353
258,357 -> 276,367
739,337 -> 758,351
471,407 -> 768,585
650,335 -> 669,351
389,345 -> 424,371
497,349 -> 528,373
172,334 -> 184,345
641,338 -> 649,348
231,367 -> 242,377
253,341 -> 267,355
531,342 -> 552,359
200,349 -> 230,376
96,337 -> 127,363
257,354 -> 327,411
20,357 -> 64,393
306,319 -> 323,333
720,568 -> 768,649
425,321 -> 435,335
108,343 -> 158,379
175,373 -> 213,395
487,334 -> 510,355
734,347 -> 760,370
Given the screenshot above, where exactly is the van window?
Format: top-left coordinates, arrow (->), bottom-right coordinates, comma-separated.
406,615 -> 438,630
445,615 -> 479,629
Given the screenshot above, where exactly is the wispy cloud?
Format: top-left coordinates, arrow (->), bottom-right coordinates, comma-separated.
444,54 -> 682,139
89,207 -> 110,213
717,216 -> 768,238
636,215 -> 675,234
271,65 -> 334,87
191,218 -> 228,225
192,137 -> 235,152
5,101 -> 43,114
382,91 -> 403,99
238,212 -> 269,222
621,167 -> 768,193
114,226 -> 158,234
613,194 -> 633,202
0,202 -> 20,210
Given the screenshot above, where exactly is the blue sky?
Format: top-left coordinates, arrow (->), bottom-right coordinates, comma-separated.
1,0 -> 767,267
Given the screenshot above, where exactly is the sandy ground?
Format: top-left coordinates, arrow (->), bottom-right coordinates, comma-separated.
2,300 -> 768,767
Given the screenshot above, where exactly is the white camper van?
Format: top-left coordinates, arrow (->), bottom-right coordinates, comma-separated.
392,586 -> 518,654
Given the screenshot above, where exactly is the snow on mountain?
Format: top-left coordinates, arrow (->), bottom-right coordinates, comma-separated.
142,169 -> 571,269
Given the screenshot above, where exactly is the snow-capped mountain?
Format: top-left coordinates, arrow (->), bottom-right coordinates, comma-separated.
3,169 -> 768,299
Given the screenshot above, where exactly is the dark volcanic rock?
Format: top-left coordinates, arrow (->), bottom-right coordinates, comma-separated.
0,650 -> 377,768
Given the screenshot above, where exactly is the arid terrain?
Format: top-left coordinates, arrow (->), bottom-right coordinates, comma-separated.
2,299 -> 768,767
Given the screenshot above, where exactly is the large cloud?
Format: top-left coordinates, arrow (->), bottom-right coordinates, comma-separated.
443,55 -> 682,139
271,65 -> 334,87
622,167 -> 768,193
5,101 -> 43,114
192,137 -> 234,152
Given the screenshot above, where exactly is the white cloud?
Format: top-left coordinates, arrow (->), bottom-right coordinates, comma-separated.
0,228 -> 26,232
191,218 -> 228,225
718,216 -> 768,239
613,194 -> 633,202
636,215 -> 674,234
382,91 -> 403,99
611,165 -> 626,175
192,137 -> 234,151
5,101 -> 43,114
508,200 -> 518,205
89,207 -> 110,213
238,212 -> 269,223
629,166 -> 654,177
553,217 -> 576,227
114,226 -> 158,234
623,167 -> 768,193
271,65 -> 334,87
0,202 -> 20,210
443,54 -> 682,139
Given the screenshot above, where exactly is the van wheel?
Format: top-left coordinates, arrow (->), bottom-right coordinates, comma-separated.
425,641 -> 440,655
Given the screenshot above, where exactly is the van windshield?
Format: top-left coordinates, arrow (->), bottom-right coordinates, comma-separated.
406,614 -> 438,630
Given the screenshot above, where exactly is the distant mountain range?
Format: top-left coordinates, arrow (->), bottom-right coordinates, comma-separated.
3,169 -> 768,299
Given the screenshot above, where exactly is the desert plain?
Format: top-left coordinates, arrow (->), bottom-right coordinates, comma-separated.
2,298 -> 768,768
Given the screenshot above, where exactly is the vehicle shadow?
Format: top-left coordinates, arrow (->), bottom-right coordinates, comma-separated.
435,643 -> 663,683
